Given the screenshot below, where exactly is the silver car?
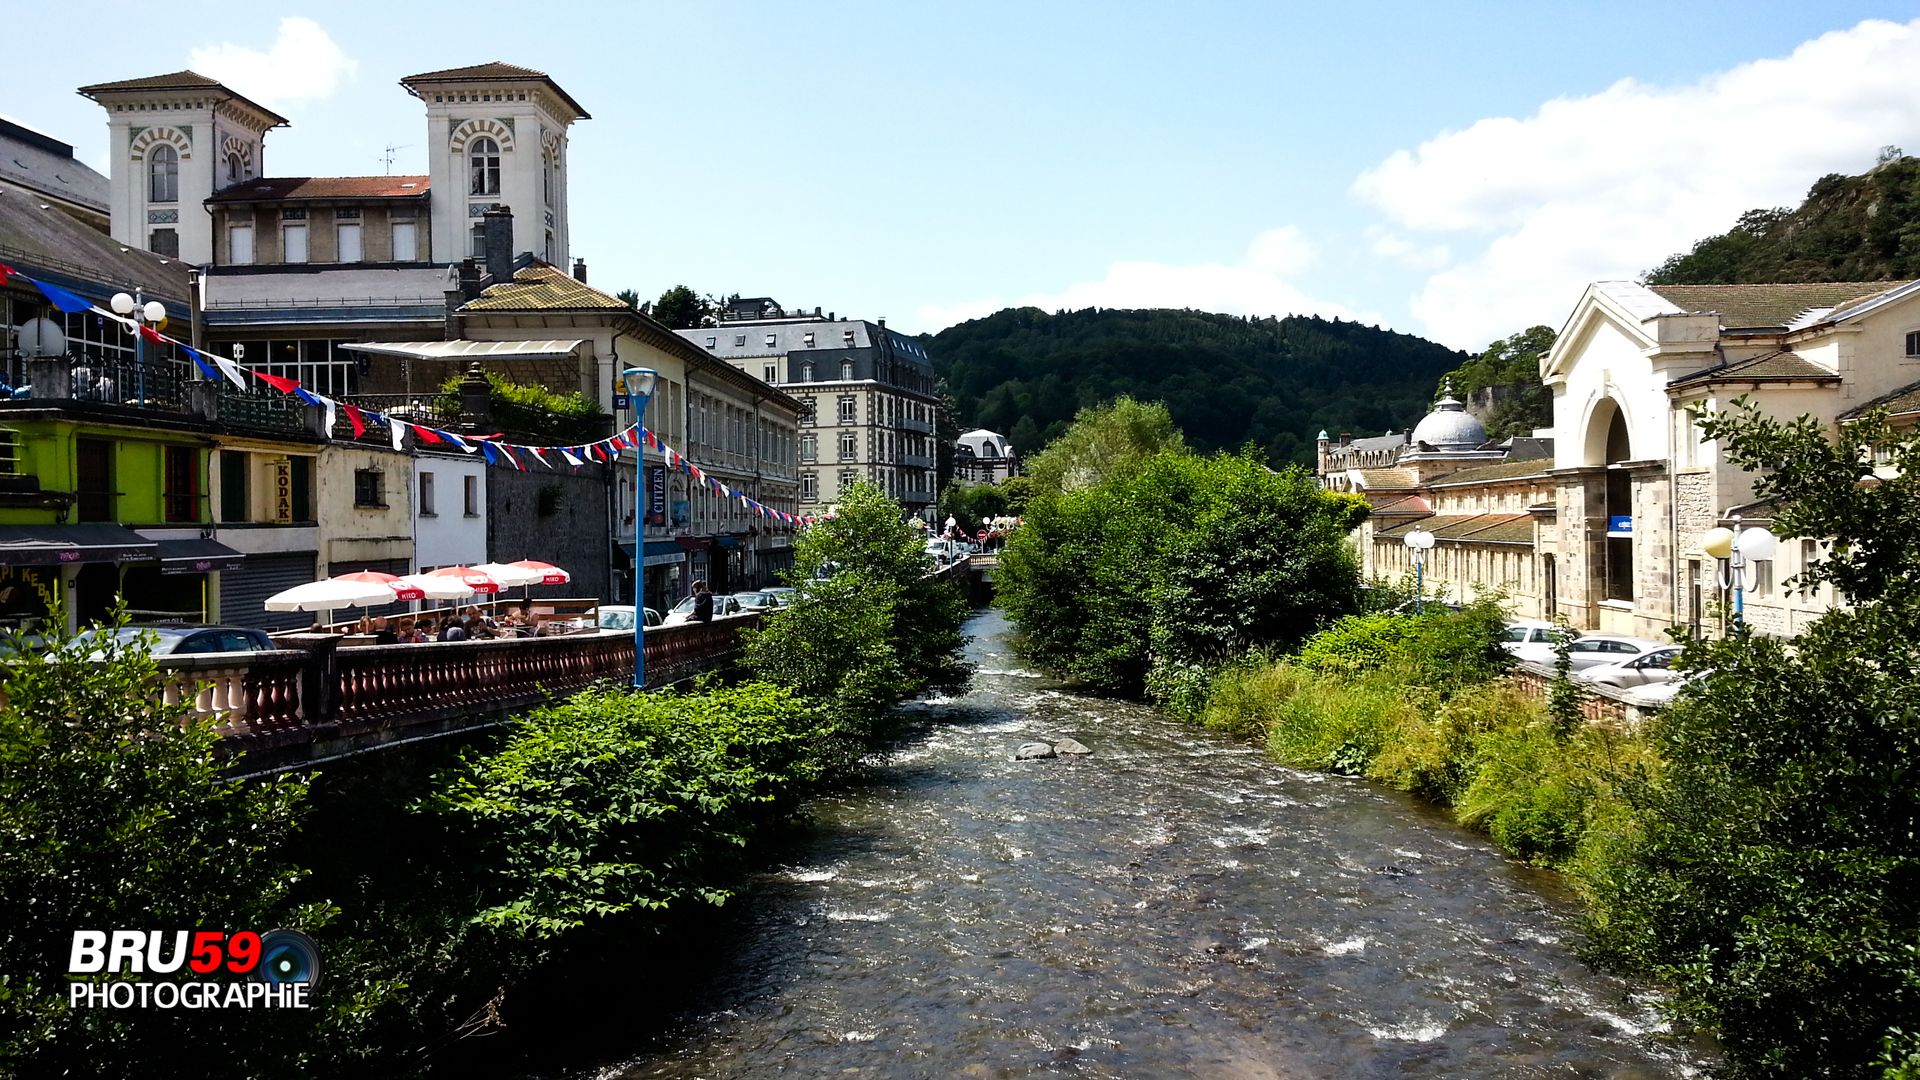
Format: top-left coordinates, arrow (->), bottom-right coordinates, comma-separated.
1578,645 -> 1684,688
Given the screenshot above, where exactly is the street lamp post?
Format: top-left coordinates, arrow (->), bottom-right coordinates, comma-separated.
109,290 -> 167,406
1403,527 -> 1436,613
1699,514 -> 1777,633
623,367 -> 659,689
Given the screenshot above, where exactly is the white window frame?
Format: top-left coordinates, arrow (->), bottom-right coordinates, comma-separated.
391,220 -> 417,261
336,222 -> 362,263
282,224 -> 308,264
228,224 -> 254,266
419,471 -> 436,516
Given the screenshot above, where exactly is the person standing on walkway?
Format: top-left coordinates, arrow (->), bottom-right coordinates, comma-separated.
691,579 -> 714,623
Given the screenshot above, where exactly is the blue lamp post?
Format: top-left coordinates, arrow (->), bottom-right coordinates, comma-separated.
623,366 -> 659,689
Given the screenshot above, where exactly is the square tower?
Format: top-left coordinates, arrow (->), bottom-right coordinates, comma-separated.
78,71 -> 287,264
398,62 -> 589,272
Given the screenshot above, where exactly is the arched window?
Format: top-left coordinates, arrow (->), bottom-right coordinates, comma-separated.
149,145 -> 178,202
839,359 -> 854,380
543,154 -> 556,206
469,137 -> 501,196
226,152 -> 243,184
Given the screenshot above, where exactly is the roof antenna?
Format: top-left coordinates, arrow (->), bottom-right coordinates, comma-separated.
379,143 -> 412,174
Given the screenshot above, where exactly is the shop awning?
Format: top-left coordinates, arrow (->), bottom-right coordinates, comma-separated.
155,538 -> 245,576
339,339 -> 590,362
0,525 -> 157,566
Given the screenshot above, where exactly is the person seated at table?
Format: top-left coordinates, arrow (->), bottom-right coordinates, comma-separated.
414,617 -> 436,643
371,616 -> 398,645
464,614 -> 495,640
438,617 -> 467,642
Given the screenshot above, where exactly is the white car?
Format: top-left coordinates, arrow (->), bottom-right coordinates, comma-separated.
1501,620 -> 1570,665
1561,635 -> 1672,672
1578,644 -> 1684,689
662,593 -> 742,625
595,605 -> 662,631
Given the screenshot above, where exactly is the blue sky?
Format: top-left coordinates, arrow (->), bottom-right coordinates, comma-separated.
7,2 -> 1920,349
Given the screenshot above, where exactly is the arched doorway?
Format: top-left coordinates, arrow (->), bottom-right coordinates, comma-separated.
1598,403 -> 1634,602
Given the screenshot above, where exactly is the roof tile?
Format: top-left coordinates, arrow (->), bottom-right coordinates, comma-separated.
1671,348 -> 1837,387
1375,513 -> 1534,545
1841,377 -> 1920,420
399,60 -> 589,120
1352,468 -> 1418,491
461,264 -> 629,312
205,176 -> 430,202
1647,281 -> 1911,330
76,70 -> 288,126
1425,458 -> 1553,486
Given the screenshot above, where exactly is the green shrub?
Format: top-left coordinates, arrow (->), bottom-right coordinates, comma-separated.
1198,659 -> 1302,740
1264,668 -> 1412,775
1292,599 -> 1511,693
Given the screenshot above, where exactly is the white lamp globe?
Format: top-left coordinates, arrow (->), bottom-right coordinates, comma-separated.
142,300 -> 167,324
621,367 -> 658,399
109,292 -> 136,316
1736,527 -> 1778,562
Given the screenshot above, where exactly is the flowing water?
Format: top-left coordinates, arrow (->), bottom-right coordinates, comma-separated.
591,610 -> 1710,1078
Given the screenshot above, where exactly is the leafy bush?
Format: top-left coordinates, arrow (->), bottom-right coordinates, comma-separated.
0,604 -> 313,1076
1264,668 -> 1414,775
1197,658 -> 1301,740
436,371 -> 610,444
428,681 -> 828,939
1294,599 -> 1512,692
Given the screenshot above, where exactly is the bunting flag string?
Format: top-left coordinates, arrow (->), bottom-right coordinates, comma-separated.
0,264 -> 818,528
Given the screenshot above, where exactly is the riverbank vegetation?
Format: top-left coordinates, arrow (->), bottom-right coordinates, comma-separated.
0,482 -> 969,1078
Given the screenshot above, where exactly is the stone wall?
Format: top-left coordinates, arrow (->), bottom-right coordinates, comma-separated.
487,462 -> 611,601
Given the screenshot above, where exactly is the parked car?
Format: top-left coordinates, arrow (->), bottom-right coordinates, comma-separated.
81,625 -> 276,656
1578,644 -> 1683,688
762,586 -> 799,605
1501,619 -> 1571,665
595,605 -> 662,631
1559,634 -> 1669,671
731,591 -> 776,612
663,593 -> 743,625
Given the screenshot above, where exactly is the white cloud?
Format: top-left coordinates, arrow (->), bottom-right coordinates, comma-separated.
188,18 -> 357,107
1365,226 -> 1451,272
915,226 -> 1374,331
1353,18 -> 1920,349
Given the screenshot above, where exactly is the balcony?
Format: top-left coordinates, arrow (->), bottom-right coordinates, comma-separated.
902,453 -> 933,469
899,416 -> 932,434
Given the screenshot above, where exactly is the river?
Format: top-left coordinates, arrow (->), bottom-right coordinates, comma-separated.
589,609 -> 1710,1078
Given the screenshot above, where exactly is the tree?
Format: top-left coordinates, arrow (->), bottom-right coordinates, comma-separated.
745,481 -> 970,735
1022,396 -> 1186,494
648,285 -> 710,330
614,288 -> 641,311
1582,400 -> 1920,1076
938,480 -> 1010,532
1438,325 -> 1556,440
0,605 -> 313,1076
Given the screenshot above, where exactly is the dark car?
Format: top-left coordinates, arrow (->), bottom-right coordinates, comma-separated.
82,625 -> 277,656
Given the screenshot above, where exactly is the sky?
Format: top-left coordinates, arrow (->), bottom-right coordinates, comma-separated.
7,2 -> 1920,352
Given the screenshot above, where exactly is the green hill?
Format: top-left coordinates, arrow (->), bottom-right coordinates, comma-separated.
1647,150 -> 1920,284
926,307 -> 1468,466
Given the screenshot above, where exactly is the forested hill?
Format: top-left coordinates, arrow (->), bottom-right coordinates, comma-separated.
1646,151 -> 1920,284
927,307 -> 1468,466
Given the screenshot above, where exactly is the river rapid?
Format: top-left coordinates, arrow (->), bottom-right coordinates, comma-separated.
590,609 -> 1711,1079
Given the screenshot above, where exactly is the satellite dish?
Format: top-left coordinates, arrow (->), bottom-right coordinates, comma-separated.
17,317 -> 66,358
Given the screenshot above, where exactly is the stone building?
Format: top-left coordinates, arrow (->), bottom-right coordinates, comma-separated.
676,300 -> 941,516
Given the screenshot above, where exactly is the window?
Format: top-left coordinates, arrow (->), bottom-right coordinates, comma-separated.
839,431 -> 857,460
148,228 -> 178,257
840,360 -> 855,380
838,395 -> 857,424
733,334 -> 747,346
464,475 -> 479,517
803,332 -> 815,346
219,450 -> 248,522
225,152 -> 243,184
837,469 -> 856,495
354,468 -> 383,507
163,446 -> 198,523
544,229 -> 555,263
764,364 -> 778,384
469,137 -> 501,196
419,471 -> 435,516
290,456 -> 313,521
76,438 -> 112,522
1751,558 -> 1773,597
1908,330 -> 1920,357
543,154 -> 556,206
801,473 -> 817,500
335,206 -> 360,220
149,145 -> 178,202
337,223 -> 362,262
469,222 -> 487,258
704,336 -> 717,348
392,220 -> 417,261
799,399 -> 815,425
282,224 -> 308,263
228,225 -> 254,265
801,362 -> 815,382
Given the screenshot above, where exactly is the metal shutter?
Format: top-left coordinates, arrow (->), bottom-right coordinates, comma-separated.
217,552 -> 318,630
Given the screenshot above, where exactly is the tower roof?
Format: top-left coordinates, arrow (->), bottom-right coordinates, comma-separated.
1408,394 -> 1486,449
76,70 -> 288,127
399,61 -> 589,120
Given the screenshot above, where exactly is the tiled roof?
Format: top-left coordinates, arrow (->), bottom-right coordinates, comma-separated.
206,176 -> 430,202
1646,281 -> 1911,330
75,70 -> 288,127
0,181 -> 191,303
399,61 -> 589,119
1670,349 -> 1838,387
1375,513 -> 1534,545
462,263 -> 631,312
1352,468 -> 1418,491
1426,458 -> 1553,486
1370,494 -> 1431,516
0,119 -> 107,213
1841,378 -> 1920,420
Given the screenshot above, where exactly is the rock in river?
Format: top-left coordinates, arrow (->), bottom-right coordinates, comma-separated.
1014,742 -> 1057,760
1052,737 -> 1092,756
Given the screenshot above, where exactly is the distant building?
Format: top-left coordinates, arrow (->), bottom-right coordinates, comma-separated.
676,301 -> 940,515
955,428 -> 1019,484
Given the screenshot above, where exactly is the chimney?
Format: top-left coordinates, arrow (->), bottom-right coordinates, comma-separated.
572,258 -> 588,283
458,258 -> 484,301
878,317 -> 887,328
828,311 -> 835,321
482,205 -> 513,284
1339,432 -> 1351,447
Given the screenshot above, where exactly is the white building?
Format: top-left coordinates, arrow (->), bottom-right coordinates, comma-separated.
955,428 -> 1019,485
412,451 -> 488,571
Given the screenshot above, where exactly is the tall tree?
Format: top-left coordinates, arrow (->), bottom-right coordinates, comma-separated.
1022,396 -> 1186,493
614,288 -> 641,312
649,285 -> 710,330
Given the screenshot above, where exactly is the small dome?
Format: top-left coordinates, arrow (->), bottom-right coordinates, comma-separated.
1409,395 -> 1486,449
